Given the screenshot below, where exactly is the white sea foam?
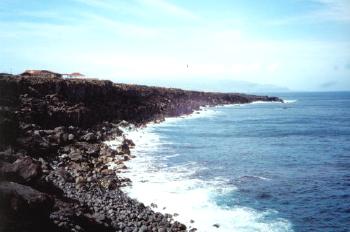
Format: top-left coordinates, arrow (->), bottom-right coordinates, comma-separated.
107,123 -> 294,232
283,100 -> 297,104
237,175 -> 272,182
171,108 -> 222,122
138,107 -> 222,128
250,101 -> 283,104
222,99 -> 297,106
104,137 -> 124,150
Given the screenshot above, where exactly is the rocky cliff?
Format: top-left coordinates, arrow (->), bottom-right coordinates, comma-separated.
0,74 -> 282,232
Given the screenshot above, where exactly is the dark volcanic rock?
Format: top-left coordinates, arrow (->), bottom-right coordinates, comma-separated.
0,110 -> 18,145
0,181 -> 53,214
0,74 -> 283,232
0,181 -> 56,232
0,157 -> 41,183
0,75 -> 282,129
81,132 -> 96,142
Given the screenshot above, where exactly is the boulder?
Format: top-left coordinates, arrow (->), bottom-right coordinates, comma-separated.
85,144 -> 100,157
56,168 -> 74,182
0,111 -> 18,145
124,138 -> 135,148
0,157 -> 41,183
81,133 -> 96,142
69,151 -> 83,162
0,148 -> 23,163
0,181 -> 55,232
120,142 -> 130,155
0,181 -> 54,215
17,134 -> 57,156
68,133 -> 75,141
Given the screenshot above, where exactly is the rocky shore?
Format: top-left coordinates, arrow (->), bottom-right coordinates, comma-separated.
0,73 -> 283,232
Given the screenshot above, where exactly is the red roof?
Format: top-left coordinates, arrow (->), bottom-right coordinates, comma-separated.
70,72 -> 84,76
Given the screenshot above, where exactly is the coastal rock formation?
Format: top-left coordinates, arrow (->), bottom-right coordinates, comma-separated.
0,73 -> 283,231
0,181 -> 56,232
0,156 -> 41,183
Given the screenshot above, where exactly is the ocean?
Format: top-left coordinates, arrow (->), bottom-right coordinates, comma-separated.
118,92 -> 350,232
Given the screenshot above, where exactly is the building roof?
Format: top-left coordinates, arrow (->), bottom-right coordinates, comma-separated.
21,70 -> 62,78
69,72 -> 84,76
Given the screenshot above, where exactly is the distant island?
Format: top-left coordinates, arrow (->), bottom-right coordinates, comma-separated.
133,78 -> 290,93
0,71 -> 282,232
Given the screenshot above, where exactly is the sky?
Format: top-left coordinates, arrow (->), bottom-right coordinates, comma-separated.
0,0 -> 349,91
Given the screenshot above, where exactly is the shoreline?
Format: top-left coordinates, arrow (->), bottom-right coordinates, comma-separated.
114,108 -> 221,231
114,100 -> 293,231
0,74 -> 283,231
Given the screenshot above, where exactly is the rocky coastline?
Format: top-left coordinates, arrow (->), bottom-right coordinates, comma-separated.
0,73 -> 283,232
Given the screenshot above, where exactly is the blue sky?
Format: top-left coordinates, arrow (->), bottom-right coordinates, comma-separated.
0,0 -> 349,91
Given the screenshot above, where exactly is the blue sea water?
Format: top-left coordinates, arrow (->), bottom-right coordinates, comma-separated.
120,92 -> 350,232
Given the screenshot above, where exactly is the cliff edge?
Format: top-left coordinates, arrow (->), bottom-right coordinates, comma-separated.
0,74 -> 282,232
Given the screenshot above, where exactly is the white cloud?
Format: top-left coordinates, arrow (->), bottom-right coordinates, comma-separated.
72,0 -> 120,11
72,0 -> 198,20
1,0 -> 349,90
80,13 -> 164,38
313,0 -> 350,21
137,0 -> 199,20
0,21 -> 77,38
268,0 -> 350,25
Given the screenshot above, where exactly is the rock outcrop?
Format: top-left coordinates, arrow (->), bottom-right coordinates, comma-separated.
0,73 -> 283,231
0,74 -> 281,130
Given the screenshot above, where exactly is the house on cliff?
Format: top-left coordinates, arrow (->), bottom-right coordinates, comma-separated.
63,72 -> 85,78
21,70 -> 62,78
21,70 -> 89,79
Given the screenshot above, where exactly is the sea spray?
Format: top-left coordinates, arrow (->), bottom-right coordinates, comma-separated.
113,107 -> 293,232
